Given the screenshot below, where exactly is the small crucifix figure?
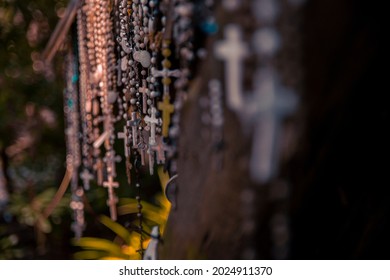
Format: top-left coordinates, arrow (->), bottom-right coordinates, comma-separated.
117,126 -> 130,158
214,24 -> 249,113
152,67 -> 181,96
103,175 -> 119,220
139,80 -> 149,114
158,95 -> 174,137
129,112 -> 141,147
80,169 -> 94,191
144,107 -> 159,146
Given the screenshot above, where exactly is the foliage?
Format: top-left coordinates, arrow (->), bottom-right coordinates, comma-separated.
73,168 -> 171,260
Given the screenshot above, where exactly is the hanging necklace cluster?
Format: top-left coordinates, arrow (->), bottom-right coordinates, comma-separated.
62,0 -> 201,258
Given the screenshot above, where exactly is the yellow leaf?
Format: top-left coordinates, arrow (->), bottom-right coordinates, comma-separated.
99,215 -> 131,244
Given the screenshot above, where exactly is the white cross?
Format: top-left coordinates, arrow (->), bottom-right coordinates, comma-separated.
144,107 -> 159,146
139,80 -> 149,114
117,126 -> 130,158
249,69 -> 298,183
152,67 -> 181,95
80,169 -> 94,191
214,24 -> 249,113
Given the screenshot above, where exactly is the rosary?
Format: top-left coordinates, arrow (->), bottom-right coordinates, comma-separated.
63,0 -> 199,258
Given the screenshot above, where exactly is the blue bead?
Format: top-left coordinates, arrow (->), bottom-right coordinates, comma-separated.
72,74 -> 79,83
201,20 -> 219,34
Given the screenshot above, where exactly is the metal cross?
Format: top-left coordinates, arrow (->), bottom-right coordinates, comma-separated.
139,80 -> 149,114
103,175 -> 119,221
117,126 -> 130,158
80,169 -> 94,191
158,95 -> 174,137
214,24 -> 249,113
129,112 -> 141,147
144,107 -> 159,146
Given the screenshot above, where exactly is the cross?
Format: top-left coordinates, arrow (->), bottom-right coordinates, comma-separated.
80,169 -> 94,191
117,126 -> 130,158
144,107 -> 159,146
152,67 -> 181,96
158,95 -> 174,137
139,79 -> 149,114
249,69 -> 298,183
151,136 -> 166,164
103,175 -> 119,221
214,24 -> 249,113
129,112 -> 141,147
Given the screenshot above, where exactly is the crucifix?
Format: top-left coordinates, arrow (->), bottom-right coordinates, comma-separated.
103,175 -> 119,220
144,107 -> 159,146
129,112 -> 141,147
80,168 -> 94,191
158,95 -> 174,137
139,79 -> 149,114
214,24 -> 249,113
152,67 -> 181,96
117,126 -> 130,158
